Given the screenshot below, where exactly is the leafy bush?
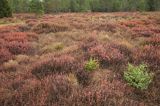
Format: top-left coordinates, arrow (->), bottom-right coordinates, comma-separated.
85,58 -> 99,72
124,63 -> 153,90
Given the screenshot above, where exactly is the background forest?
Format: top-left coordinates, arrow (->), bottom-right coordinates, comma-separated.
9,0 -> 160,13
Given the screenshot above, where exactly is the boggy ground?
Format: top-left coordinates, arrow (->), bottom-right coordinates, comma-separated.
0,12 -> 160,106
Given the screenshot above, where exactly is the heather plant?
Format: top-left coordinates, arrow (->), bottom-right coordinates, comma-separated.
85,58 -> 99,72
93,23 -> 117,32
88,44 -> 125,68
3,60 -> 19,72
33,22 -> 69,34
6,41 -> 32,55
0,48 -> 12,64
81,35 -> 98,52
0,26 -> 19,34
41,75 -> 78,105
76,69 -> 92,86
31,55 -> 76,78
133,46 -> 160,71
144,37 -> 160,46
131,27 -> 153,37
124,63 -> 153,90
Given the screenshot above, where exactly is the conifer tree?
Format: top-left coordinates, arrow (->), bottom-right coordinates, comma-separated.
0,0 -> 12,18
30,0 -> 44,16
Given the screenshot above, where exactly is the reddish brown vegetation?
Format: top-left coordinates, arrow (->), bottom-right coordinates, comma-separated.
93,23 -> 117,32
0,12 -> 160,106
119,18 -> 160,38
0,48 -> 12,63
0,26 -> 19,33
31,55 -> 77,78
131,27 -> 154,37
133,46 -> 160,71
32,22 -> 70,34
144,36 -> 160,46
0,25 -> 37,64
81,37 -> 127,68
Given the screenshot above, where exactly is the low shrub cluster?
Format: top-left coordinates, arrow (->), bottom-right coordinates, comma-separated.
88,44 -> 125,68
133,46 -> 160,71
81,37 -> 129,68
93,23 -> 117,32
6,41 -> 32,55
0,48 -> 12,63
144,36 -> 160,46
81,35 -> 98,52
0,26 -> 37,64
32,22 -> 70,34
119,19 -> 160,38
26,19 -> 38,27
31,55 -> 77,78
131,27 -> 153,37
76,69 -> 92,86
40,75 -> 78,106
0,26 -> 19,33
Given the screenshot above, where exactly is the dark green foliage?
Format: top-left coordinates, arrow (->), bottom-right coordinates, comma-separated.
7,0 -> 160,13
0,0 -> 12,18
30,0 -> 44,15
8,0 -> 30,13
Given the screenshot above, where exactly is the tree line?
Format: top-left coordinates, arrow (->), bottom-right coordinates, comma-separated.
1,0 -> 160,18
8,0 -> 160,13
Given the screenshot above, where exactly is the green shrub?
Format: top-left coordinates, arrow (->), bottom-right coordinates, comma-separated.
85,58 -> 99,72
124,63 -> 153,90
